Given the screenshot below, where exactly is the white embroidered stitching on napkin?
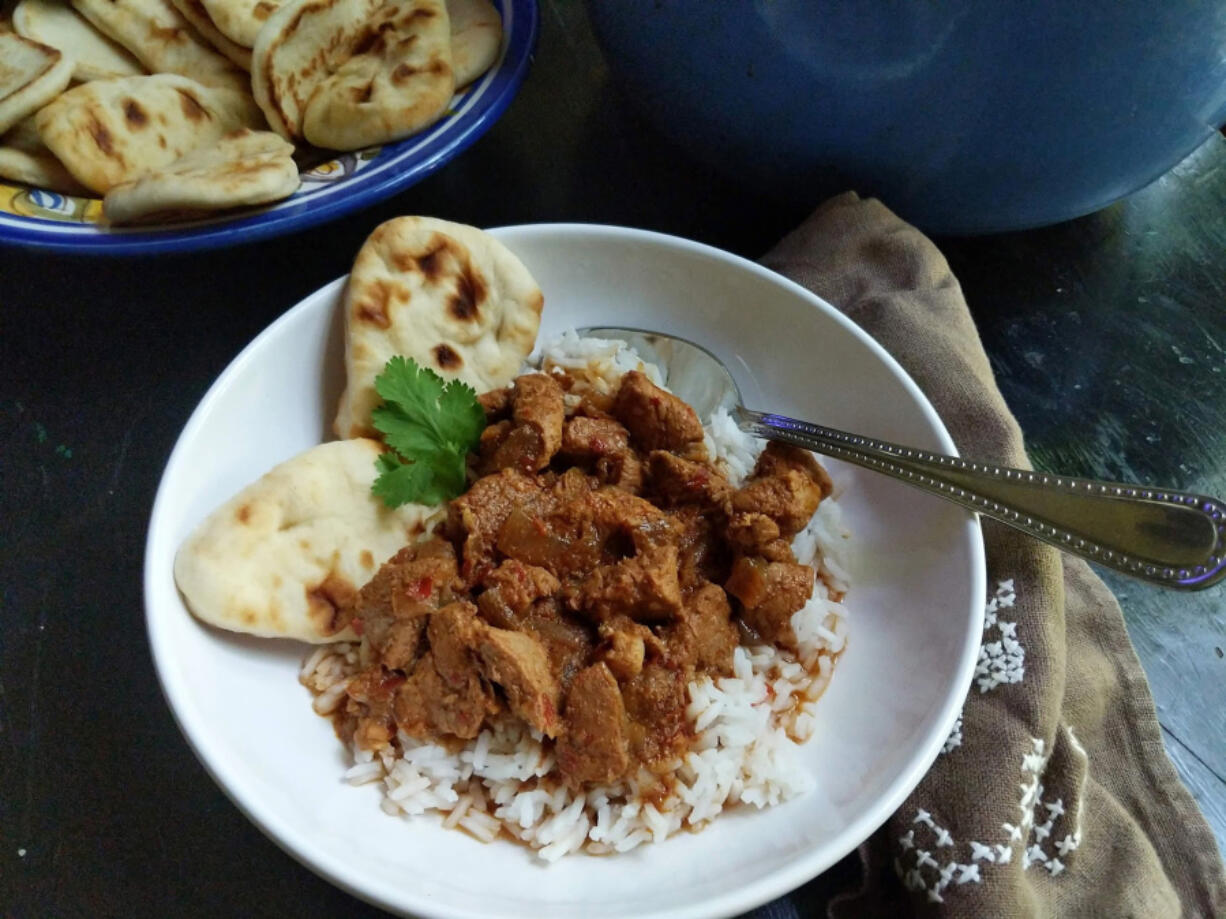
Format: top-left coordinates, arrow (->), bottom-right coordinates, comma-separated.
894,810 -> 984,903
943,580 -> 1021,755
977,579 -> 1023,693
1014,728 -> 1086,875
892,579 -> 1090,904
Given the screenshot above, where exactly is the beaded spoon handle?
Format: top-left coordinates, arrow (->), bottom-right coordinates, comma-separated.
739,409 -> 1225,589
584,327 -> 1226,589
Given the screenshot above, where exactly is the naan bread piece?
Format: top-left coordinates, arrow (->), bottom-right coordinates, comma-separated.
0,143 -> 87,193
0,32 -> 74,135
71,0 -> 249,92
335,216 -> 543,439
13,0 -> 143,82
301,0 -> 454,150
103,127 -> 298,222
251,0 -> 380,140
36,73 -> 264,193
167,0 -> 250,69
201,0 -> 280,48
0,114 -> 91,193
446,0 -> 498,88
175,438 -> 444,642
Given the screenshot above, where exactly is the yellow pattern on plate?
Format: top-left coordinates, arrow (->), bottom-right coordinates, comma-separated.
1,182 -> 103,222
0,149 -> 360,223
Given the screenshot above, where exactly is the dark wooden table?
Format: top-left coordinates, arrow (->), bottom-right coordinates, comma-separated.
2,3 -> 1223,916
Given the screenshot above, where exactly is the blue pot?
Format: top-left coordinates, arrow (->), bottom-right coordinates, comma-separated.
588,2 -> 1226,233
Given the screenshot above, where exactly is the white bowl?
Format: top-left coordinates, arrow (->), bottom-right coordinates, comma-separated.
144,223 -> 985,919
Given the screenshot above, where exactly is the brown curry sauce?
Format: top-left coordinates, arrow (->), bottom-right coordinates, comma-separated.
333,368 -> 832,790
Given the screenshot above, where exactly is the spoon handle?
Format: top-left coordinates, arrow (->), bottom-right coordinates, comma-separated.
736,408 -> 1226,589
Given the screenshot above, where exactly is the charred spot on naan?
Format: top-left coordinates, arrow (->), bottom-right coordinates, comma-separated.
391,233 -> 487,322
405,234 -> 449,279
391,55 -> 449,84
434,343 -> 461,370
86,114 -> 116,155
306,570 -> 358,635
349,22 -> 387,56
149,23 -> 188,44
353,277 -> 411,329
403,5 -> 440,26
448,263 -> 484,321
356,293 -> 390,328
176,87 -> 210,121
123,99 -> 148,129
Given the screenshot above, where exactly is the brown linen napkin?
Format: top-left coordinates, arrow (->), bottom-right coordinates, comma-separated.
758,192 -> 1226,918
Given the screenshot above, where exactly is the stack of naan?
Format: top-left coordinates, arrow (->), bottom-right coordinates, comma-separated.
0,0 -> 502,224
174,217 -> 543,642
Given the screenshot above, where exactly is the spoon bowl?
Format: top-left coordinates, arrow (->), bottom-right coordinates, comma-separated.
584,326 -> 1226,590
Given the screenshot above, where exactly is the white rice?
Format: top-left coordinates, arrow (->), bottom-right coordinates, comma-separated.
302,337 -> 851,861
538,330 -> 666,399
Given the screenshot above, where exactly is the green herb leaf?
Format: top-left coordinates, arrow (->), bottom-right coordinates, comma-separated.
371,453 -> 438,508
374,356 -> 447,442
436,378 -> 486,450
371,403 -> 442,457
420,446 -> 470,502
369,356 -> 486,508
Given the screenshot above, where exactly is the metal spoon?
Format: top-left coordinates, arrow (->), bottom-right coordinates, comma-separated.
581,327 -> 1226,590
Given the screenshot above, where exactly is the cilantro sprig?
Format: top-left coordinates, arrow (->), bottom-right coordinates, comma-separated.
370,356 -> 485,507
